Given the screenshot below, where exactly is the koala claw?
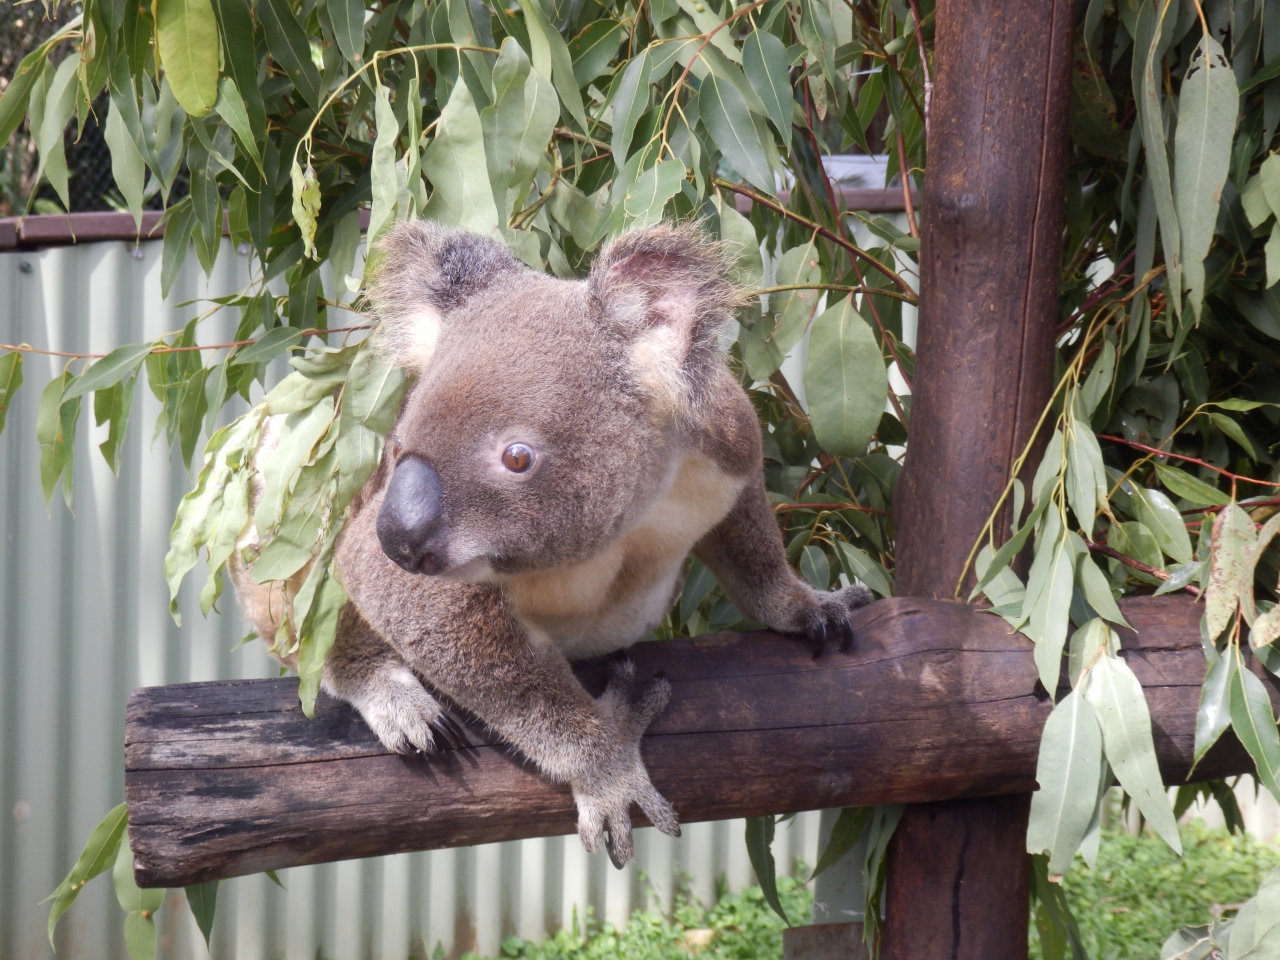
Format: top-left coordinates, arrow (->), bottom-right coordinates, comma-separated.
799,583 -> 873,659
573,662 -> 679,868
345,670 -> 456,757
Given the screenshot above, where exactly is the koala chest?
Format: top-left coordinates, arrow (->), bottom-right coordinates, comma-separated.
505,453 -> 746,658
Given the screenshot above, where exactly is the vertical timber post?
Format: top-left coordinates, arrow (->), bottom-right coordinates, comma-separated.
883,1 -> 1074,959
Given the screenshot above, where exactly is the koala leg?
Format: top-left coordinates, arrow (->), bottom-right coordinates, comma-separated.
343,568 -> 678,866
693,476 -> 873,655
322,604 -> 465,756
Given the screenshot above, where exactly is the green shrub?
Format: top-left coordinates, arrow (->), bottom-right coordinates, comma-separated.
1031,821 -> 1280,960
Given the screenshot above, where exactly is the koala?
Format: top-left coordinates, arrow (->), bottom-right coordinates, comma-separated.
232,220 -> 872,867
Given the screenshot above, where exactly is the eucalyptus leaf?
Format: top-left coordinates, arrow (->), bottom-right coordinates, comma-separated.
804,296 -> 887,459
1026,689 -> 1103,876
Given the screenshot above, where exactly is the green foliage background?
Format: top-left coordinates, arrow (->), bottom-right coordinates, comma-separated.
1,0 -> 1279,956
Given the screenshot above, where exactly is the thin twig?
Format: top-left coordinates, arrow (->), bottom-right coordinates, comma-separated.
0,325 -> 374,361
1086,539 -> 1202,598
712,178 -> 915,296
775,502 -> 891,515
1098,434 -> 1280,488
895,128 -> 919,239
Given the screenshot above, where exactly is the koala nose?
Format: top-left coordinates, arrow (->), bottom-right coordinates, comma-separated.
376,456 -> 447,575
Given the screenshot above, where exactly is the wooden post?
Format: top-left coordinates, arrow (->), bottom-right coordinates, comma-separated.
883,0 -> 1075,957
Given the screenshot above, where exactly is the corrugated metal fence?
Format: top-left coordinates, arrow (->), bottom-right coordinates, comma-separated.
0,237 -> 826,960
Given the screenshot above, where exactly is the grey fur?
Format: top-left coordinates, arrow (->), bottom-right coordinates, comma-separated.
234,220 -> 873,866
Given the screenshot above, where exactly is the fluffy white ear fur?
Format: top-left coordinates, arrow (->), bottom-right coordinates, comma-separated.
628,291 -> 705,419
376,305 -> 444,370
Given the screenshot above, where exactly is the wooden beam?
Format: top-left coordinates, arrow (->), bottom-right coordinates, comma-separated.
883,0 -> 1076,955
124,596 -> 1278,889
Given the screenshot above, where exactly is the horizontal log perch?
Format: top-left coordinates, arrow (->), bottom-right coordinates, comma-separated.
124,596 -> 1277,888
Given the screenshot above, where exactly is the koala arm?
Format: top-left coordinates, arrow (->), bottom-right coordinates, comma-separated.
693,475 -> 872,653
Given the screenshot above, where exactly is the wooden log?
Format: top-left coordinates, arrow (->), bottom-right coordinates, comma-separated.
124,596 -> 1278,888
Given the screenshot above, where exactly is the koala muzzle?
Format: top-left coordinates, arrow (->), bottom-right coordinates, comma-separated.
377,456 -> 448,575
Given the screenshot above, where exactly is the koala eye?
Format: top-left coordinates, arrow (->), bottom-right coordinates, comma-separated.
390,436 -> 404,456
502,443 -> 534,473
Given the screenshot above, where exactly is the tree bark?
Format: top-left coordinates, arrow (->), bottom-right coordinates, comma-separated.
884,0 -> 1076,956
123,597 -> 1277,889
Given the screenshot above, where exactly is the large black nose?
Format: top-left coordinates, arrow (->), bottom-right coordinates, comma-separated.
376,457 -> 446,574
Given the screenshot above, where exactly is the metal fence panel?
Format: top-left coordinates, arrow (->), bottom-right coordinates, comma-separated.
0,239 -> 825,960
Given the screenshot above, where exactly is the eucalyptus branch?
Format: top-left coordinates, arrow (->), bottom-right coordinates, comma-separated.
1085,539 -> 1202,598
0,325 -> 374,362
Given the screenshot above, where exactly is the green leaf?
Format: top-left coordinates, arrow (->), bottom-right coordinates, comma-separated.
95,375 -> 139,475
113,837 -> 164,958
1082,654 -> 1181,853
161,198 -> 197,300
483,39 -> 559,223
799,544 -> 830,588
609,51 -> 652,166
715,195 -> 762,286
215,77 -> 263,173
259,0 -> 322,109
1207,503 -> 1255,638
1027,689 -> 1104,876
804,296 -> 887,459
1022,518 -> 1076,695
211,0 -> 266,138
515,0 -> 588,130
342,346 -> 408,435
104,97 -> 148,231
768,241 -> 822,358
744,817 -> 788,923
33,53 -> 80,209
1268,224 -> 1280,289
423,79 -> 501,236
185,881 -> 219,947
1130,485 -> 1193,564
809,806 -> 871,880
622,159 -> 687,224
1229,658 -> 1280,801
236,327 -> 304,366
36,372 -> 80,510
0,15 -> 80,145
743,29 -> 792,151
1135,0 -> 1181,315
1194,648 -> 1235,766
1174,35 -> 1237,320
45,803 -> 128,947
835,542 -> 893,599
1208,412 -> 1259,460
156,0 -> 220,117
1076,554 -> 1128,628
569,20 -> 624,88
1242,173 -> 1273,228
328,0 -> 365,66
0,351 -> 23,437
1153,462 -> 1229,507
296,562 -> 346,715
699,72 -> 775,196
64,344 -> 153,401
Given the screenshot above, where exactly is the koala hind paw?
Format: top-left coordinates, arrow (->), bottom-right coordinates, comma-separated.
574,663 -> 680,868
804,584 -> 874,658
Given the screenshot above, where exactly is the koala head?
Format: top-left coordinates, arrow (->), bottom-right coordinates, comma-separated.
365,220 -> 740,581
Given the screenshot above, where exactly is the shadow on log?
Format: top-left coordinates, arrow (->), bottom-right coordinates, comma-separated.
125,595 -> 1278,887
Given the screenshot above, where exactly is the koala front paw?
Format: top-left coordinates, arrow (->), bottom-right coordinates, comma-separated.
335,666 -> 468,756
572,661 -> 680,868
797,583 -> 874,658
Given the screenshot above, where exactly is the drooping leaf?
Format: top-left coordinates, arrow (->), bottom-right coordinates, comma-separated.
0,351 -> 23,437
185,881 -> 219,948
743,29 -> 793,151
1130,485 -> 1194,564
622,159 -> 687,224
609,51 -> 652,166
328,0 -> 366,66
45,803 -> 128,947
1193,648 -> 1236,765
1174,35 -> 1238,319
1026,689 -> 1104,876
744,816 -> 788,923
113,836 -> 164,960
103,98 -> 148,230
258,0 -> 322,109
1207,503 -> 1255,639
699,72 -> 776,196
514,0 -> 588,130
1230,657 -> 1280,800
569,20 -> 624,88
155,0 -> 220,117
1153,462 -> 1230,507
423,80 -> 501,236
64,344 -> 153,401
804,296 -> 887,459
1083,654 -> 1182,853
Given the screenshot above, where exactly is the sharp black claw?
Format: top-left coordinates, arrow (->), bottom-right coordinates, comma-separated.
811,621 -> 827,659
840,617 -> 854,652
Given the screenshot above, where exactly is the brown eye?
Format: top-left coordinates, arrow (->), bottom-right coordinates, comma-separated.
502,443 -> 534,473
390,436 -> 404,456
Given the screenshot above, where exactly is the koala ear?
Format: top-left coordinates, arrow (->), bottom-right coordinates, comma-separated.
589,223 -> 740,410
367,221 -> 523,369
